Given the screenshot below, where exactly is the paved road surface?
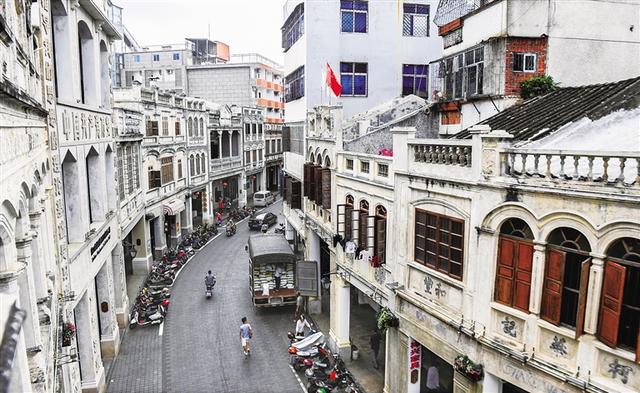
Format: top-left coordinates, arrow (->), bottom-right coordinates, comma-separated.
108,201 -> 304,393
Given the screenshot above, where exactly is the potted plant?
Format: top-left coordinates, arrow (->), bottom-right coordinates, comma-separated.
376,307 -> 399,333
62,321 -> 76,347
453,354 -> 484,382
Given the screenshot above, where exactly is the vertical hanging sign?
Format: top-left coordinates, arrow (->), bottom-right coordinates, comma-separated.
408,338 -> 422,389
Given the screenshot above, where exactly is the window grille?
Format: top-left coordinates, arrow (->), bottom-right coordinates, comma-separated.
403,3 -> 429,37
341,0 -> 368,33
282,3 -> 304,51
402,64 -> 428,98
161,157 -> 174,184
285,66 -> 305,102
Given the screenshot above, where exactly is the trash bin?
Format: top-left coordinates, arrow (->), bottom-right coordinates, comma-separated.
351,344 -> 359,360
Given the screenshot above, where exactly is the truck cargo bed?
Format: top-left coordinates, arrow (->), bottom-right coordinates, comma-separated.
253,288 -> 297,307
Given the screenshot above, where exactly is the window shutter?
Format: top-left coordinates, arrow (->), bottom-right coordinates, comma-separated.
575,258 -> 591,340
514,242 -> 534,313
292,180 -> 302,209
494,237 -> 516,307
597,261 -> 626,348
540,249 -> 566,325
358,211 -> 368,248
376,217 -> 386,264
345,205 -> 353,241
321,168 -> 331,209
296,260 -> 319,297
367,216 -> 376,254
303,164 -> 311,197
352,209 -> 360,243
282,176 -> 289,202
314,166 -> 323,205
309,165 -> 316,201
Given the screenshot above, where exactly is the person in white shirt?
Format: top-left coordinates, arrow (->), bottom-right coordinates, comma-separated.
295,315 -> 312,337
274,265 -> 283,290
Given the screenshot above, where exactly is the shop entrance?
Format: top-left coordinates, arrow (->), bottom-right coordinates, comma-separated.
191,191 -> 203,227
420,346 -> 454,393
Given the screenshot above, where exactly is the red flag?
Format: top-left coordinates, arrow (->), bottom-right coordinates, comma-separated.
326,63 -> 342,97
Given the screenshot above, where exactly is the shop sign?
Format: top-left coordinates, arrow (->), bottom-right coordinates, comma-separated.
409,339 -> 421,384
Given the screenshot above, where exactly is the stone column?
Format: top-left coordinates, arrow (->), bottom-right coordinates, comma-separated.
29,210 -> 49,300
170,212 -> 181,248
0,266 -> 32,393
74,291 -> 99,387
217,131 -> 222,159
584,253 -> 606,334
153,215 -> 167,259
329,275 -> 351,358
15,236 -> 42,350
529,241 -> 547,315
228,130 -> 233,159
96,259 -> 119,358
183,198 -> 192,233
111,244 -> 128,328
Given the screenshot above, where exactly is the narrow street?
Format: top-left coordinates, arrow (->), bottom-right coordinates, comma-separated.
108,201 -> 305,393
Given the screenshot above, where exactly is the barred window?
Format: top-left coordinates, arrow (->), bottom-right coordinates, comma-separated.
177,159 -> 183,179
402,64 -> 428,98
282,3 -> 304,51
117,146 -> 125,200
162,117 -> 169,136
146,120 -> 158,136
134,145 -> 140,188
285,66 -> 305,102
403,3 -> 429,37
126,145 -> 134,193
161,157 -> 174,184
346,159 -> 354,170
377,163 -> 388,177
341,0 -> 368,33
360,160 -> 370,173
464,47 -> 484,96
175,121 -> 181,135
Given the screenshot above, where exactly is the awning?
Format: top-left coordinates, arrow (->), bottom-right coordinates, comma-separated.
163,200 -> 185,216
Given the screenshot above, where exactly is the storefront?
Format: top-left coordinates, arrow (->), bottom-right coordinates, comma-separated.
408,338 -> 454,393
212,175 -> 240,210
190,188 -> 208,227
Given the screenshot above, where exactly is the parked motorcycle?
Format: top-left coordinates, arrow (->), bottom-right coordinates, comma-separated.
226,225 -> 236,237
275,223 -> 285,235
129,303 -> 166,328
205,273 -> 216,298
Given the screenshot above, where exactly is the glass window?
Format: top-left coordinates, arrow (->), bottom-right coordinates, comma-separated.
346,159 -> 354,170
153,54 -> 160,62
360,161 -> 370,173
173,53 -> 180,60
513,53 -> 537,72
378,163 -> 388,177
282,3 -> 305,51
402,64 -> 428,98
285,66 -> 305,102
340,62 -> 368,96
133,54 -> 141,63
414,209 -> 464,280
403,3 -> 429,37
341,0 -> 368,33
160,157 -> 174,184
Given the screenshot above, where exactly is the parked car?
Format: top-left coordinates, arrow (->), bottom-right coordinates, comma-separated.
253,191 -> 275,207
249,212 -> 277,230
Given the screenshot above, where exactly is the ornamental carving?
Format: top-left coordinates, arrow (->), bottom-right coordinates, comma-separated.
501,316 -> 517,338
608,359 -> 634,384
549,335 -> 567,357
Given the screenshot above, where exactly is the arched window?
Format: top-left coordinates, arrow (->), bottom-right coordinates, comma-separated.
346,195 -> 354,206
495,218 -> 534,313
199,118 -> 204,136
200,153 -> 206,173
598,237 -> 640,356
190,155 -> 195,176
105,145 -> 116,211
339,195 -> 355,241
542,227 -> 592,335
52,1 -> 73,100
195,155 -> 200,175
358,200 -> 369,248
86,147 -> 105,222
77,21 -> 97,105
99,41 -> 110,109
374,205 -> 387,265
188,118 -> 193,136
62,151 -> 85,241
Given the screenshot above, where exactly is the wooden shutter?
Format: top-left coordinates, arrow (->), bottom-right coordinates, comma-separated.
337,204 -> 346,237
514,241 -> 534,313
345,204 -> 353,241
314,166 -> 323,205
321,168 -> 331,210
352,209 -> 359,243
291,180 -> 302,209
375,217 -> 386,264
296,260 -> 319,296
282,176 -> 289,202
574,257 -> 591,339
367,216 -> 376,254
304,164 -> 313,198
540,249 -> 566,325
494,237 -> 516,306
358,211 -> 368,248
309,165 -> 316,201
597,261 -> 626,348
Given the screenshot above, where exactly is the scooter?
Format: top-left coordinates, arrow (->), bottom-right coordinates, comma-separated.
129,304 -> 166,328
225,226 -> 236,237
205,282 -> 215,298
275,223 -> 285,235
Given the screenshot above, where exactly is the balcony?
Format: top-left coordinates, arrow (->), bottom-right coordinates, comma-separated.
210,156 -> 243,177
407,139 -> 475,180
143,134 -> 186,146
190,173 -> 208,186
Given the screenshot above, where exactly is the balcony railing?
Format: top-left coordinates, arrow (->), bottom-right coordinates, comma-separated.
413,142 -> 472,167
210,156 -> 243,175
501,149 -> 640,186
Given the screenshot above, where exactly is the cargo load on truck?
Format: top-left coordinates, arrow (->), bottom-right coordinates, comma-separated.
247,234 -> 298,306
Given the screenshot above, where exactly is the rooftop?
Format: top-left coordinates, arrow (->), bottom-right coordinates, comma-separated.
455,76 -> 640,142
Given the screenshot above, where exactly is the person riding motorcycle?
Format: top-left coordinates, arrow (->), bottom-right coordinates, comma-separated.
205,270 -> 216,289
227,219 -> 236,235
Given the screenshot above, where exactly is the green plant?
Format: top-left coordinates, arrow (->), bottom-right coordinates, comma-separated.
376,307 -> 398,333
62,321 -> 76,346
454,355 -> 484,382
520,75 -> 558,99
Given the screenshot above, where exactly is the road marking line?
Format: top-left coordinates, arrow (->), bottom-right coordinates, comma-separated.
158,322 -> 164,336
288,364 -> 308,393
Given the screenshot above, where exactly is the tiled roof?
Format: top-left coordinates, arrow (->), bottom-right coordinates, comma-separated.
455,76 -> 640,141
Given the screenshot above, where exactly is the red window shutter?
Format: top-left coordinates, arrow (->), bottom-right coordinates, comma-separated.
303,164 -> 311,197
513,241 -> 534,313
314,166 -> 323,205
345,205 -> 353,241
540,249 -> 566,325
597,261 -> 626,348
575,257 -> 591,340
494,237 -> 516,306
358,211 -> 368,248
321,168 -> 331,209
292,180 -> 302,209
375,218 -> 386,264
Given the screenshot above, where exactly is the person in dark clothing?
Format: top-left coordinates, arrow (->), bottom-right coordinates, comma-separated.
370,329 -> 382,369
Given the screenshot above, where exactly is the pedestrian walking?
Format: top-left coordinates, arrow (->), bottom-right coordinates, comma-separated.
370,328 -> 381,369
274,265 -> 283,290
295,315 -> 312,337
240,317 -> 253,358
295,292 -> 305,319
216,211 -> 223,227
